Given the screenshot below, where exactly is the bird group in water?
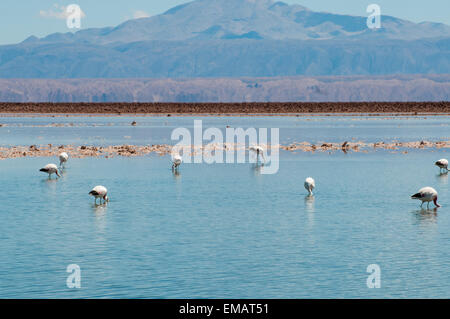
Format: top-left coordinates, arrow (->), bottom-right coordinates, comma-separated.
39,152 -> 109,205
39,148 -> 447,209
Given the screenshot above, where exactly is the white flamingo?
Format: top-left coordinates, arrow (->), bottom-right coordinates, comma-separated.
59,152 -> 69,167
411,187 -> 441,209
249,145 -> 266,163
172,154 -> 182,171
304,177 -> 315,196
435,159 -> 449,173
40,164 -> 60,179
89,186 -> 109,204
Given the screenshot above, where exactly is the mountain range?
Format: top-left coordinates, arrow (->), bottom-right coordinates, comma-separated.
1,75 -> 449,102
24,0 -> 450,43
0,0 -> 449,102
0,0 -> 449,79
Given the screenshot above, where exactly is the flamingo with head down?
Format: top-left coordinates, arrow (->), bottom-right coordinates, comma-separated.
411,187 -> 440,209
89,186 -> 109,205
435,159 -> 449,173
40,164 -> 61,179
172,154 -> 183,171
249,145 -> 266,164
304,177 -> 315,196
59,152 -> 69,167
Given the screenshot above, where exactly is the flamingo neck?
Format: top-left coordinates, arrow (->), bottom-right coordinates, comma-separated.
434,198 -> 441,208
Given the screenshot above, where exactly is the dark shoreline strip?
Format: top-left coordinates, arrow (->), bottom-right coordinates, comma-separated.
0,102 -> 449,114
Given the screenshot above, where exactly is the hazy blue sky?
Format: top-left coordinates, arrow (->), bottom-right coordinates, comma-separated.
0,0 -> 449,45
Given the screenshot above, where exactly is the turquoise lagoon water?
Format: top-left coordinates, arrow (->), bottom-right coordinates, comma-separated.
0,115 -> 449,298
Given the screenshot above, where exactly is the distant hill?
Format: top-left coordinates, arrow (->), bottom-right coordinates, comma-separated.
0,0 -> 450,78
1,75 -> 449,102
24,0 -> 450,43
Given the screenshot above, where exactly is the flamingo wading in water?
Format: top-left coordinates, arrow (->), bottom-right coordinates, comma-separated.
411,187 -> 440,209
250,145 -> 266,164
89,186 -> 109,205
40,164 -> 60,179
59,152 -> 69,167
435,159 -> 449,173
304,177 -> 315,196
172,154 -> 182,171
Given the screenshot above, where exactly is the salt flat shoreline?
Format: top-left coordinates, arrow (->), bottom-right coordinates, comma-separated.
1,140 -> 449,160
0,102 -> 449,116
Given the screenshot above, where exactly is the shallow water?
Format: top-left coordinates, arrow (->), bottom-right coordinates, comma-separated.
0,116 -> 449,298
1,115 -> 449,146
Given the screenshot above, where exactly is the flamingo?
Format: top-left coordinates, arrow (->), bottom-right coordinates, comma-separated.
435,159 -> 449,173
59,152 -> 69,167
39,164 -> 60,179
249,145 -> 266,163
304,177 -> 315,196
411,187 -> 440,209
89,186 -> 109,204
172,154 -> 182,171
